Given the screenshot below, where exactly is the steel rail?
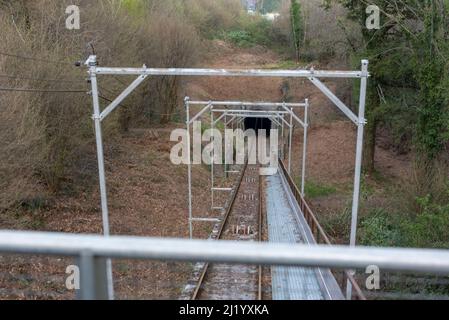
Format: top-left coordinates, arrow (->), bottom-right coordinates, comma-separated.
191,160 -> 249,300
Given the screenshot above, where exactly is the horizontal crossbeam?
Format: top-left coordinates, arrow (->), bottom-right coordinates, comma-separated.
94,67 -> 365,79
212,109 -> 290,115
191,101 -> 306,108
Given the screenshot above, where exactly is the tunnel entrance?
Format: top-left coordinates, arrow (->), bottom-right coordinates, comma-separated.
244,118 -> 272,136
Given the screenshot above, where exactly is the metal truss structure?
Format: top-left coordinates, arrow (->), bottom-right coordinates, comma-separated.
84,55 -> 369,299
184,99 -> 310,239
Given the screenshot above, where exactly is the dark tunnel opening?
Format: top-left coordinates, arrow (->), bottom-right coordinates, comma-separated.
244,118 -> 272,136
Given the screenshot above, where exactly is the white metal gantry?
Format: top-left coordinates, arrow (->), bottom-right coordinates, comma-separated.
184,99 -> 310,239
85,55 -> 369,299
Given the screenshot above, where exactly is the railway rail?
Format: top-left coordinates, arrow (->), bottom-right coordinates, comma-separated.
191,162 -> 264,300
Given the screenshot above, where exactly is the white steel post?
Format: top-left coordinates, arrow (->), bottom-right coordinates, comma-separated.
281,114 -> 285,159
211,108 -> 215,210
224,113 -> 228,179
185,97 -> 193,239
88,56 -> 114,300
288,107 -> 293,174
347,60 -> 369,300
301,99 -> 309,196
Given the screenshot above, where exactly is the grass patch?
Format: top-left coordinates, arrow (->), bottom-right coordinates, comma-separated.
266,60 -> 298,70
298,179 -> 337,199
320,207 -> 352,243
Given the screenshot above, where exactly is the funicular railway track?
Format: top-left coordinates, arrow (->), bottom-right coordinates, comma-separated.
191,162 -> 265,300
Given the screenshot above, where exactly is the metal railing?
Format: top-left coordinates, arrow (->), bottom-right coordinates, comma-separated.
1,230 -> 449,300
279,160 -> 367,300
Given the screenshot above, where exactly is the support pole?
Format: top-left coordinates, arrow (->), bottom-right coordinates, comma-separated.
88,57 -> 114,300
185,97 -> 193,239
224,113 -> 229,179
347,60 -> 369,300
211,108 -> 215,210
288,107 -> 293,174
77,253 -> 109,300
301,99 -> 309,196
281,113 -> 285,159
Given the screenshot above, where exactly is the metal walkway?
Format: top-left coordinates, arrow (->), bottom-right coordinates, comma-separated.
265,168 -> 344,300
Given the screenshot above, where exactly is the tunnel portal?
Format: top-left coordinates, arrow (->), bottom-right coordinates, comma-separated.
244,118 -> 272,136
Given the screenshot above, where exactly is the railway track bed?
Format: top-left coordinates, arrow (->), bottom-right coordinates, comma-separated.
181,163 -> 267,300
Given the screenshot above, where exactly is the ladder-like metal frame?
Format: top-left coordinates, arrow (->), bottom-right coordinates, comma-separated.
185,99 -> 309,240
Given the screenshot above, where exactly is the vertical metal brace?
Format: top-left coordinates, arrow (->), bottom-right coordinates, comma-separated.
301,99 -> 309,196
288,107 -> 293,174
347,60 -> 369,299
77,252 -> 109,300
185,97 -> 193,239
224,113 -> 228,179
281,113 -> 285,159
88,55 -> 114,300
211,107 -> 215,210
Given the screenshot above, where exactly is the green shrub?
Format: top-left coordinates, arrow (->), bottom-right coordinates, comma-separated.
400,195 -> 449,248
223,16 -> 288,48
226,30 -> 254,47
358,195 -> 449,249
359,210 -> 402,247
241,18 -> 273,46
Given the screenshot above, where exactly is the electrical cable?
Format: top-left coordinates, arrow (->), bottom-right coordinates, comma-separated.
0,74 -> 86,83
0,87 -> 87,93
0,51 -> 75,66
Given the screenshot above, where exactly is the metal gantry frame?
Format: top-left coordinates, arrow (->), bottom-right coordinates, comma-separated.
85,55 -> 369,300
185,99 -> 310,240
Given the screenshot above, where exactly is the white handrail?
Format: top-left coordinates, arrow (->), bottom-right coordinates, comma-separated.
1,231 -> 449,275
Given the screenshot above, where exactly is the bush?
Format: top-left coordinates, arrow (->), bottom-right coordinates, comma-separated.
182,0 -> 244,38
358,194 -> 449,249
275,0 -> 361,62
224,15 -> 288,48
225,30 -> 254,47
0,0 -> 92,206
0,0 -> 203,208
401,195 -> 449,248
359,210 -> 402,247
